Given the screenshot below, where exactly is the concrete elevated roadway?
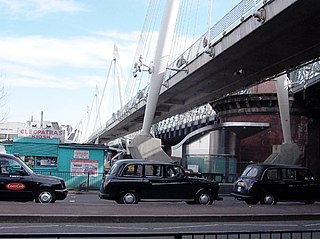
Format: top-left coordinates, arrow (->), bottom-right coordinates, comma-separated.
89,0 -> 320,144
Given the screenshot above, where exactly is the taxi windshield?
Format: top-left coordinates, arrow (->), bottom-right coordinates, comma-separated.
241,166 -> 259,178
106,161 -> 119,176
17,157 -> 34,175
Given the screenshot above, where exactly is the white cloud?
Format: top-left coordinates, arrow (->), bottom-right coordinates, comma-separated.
0,33 -> 140,89
0,0 -> 85,17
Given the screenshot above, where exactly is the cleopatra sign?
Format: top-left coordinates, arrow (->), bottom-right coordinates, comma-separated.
18,128 -> 65,141
5,183 -> 26,191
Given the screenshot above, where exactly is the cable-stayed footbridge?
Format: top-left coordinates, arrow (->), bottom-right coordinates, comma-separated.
86,0 -> 320,145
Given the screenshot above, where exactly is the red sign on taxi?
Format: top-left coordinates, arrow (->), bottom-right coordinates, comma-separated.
5,183 -> 26,191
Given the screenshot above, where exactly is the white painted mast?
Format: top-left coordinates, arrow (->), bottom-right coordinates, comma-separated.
129,0 -> 181,161
141,0 -> 181,136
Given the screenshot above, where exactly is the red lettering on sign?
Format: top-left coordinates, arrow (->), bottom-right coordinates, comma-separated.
5,183 -> 26,191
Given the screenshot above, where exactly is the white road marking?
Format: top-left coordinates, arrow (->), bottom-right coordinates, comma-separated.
0,225 -> 59,229
224,223 -> 298,227
65,224 -> 149,230
304,223 -> 320,227
154,224 -> 219,230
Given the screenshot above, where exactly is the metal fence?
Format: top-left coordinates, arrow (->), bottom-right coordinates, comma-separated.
34,170 -> 103,190
0,229 -> 319,238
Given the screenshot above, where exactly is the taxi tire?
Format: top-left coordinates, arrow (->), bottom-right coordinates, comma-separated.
195,190 -> 213,205
119,192 -> 138,204
35,188 -> 56,203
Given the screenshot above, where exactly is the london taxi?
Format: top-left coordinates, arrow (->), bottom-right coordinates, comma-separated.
232,163 -> 320,205
0,153 -> 68,203
99,159 -> 220,204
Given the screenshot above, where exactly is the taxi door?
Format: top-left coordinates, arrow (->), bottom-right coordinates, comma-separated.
0,157 -> 36,201
162,165 -> 191,199
142,164 -> 168,200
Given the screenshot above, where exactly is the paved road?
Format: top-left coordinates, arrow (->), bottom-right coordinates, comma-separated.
0,220 -> 320,234
0,191 -> 320,223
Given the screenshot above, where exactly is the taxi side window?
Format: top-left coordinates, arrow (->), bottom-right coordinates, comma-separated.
297,169 -> 313,181
0,158 -> 24,176
0,159 -> 9,175
263,169 -> 279,181
282,169 -> 295,181
122,164 -> 143,178
166,166 -> 183,178
145,165 -> 163,177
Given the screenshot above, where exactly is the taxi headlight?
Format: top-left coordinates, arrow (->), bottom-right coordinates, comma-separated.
238,181 -> 245,187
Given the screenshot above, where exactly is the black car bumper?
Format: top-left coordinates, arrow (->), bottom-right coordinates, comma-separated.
55,189 -> 68,200
231,192 -> 253,200
99,192 -> 111,200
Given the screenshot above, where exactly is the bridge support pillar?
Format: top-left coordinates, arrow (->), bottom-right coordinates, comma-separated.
264,143 -> 303,165
265,74 -> 303,165
181,144 -> 187,169
128,134 -> 173,161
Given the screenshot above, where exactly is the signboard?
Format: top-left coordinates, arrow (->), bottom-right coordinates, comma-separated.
74,150 -> 90,159
18,128 -> 65,141
70,159 -> 98,177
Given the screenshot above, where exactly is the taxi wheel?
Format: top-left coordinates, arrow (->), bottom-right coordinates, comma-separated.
196,191 -> 213,205
119,192 -> 138,204
35,189 -> 56,203
261,194 -> 276,205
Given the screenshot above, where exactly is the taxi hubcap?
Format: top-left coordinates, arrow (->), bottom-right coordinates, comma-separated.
123,193 -> 135,204
39,192 -> 52,203
199,194 -> 210,204
264,195 -> 274,204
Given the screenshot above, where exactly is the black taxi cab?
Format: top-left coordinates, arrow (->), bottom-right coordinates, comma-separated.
232,163 -> 320,205
99,159 -> 220,204
0,153 -> 68,203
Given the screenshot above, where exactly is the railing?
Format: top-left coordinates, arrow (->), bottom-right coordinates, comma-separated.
288,58 -> 320,93
34,170 -> 103,190
165,0 -> 264,81
152,103 -> 216,135
0,229 -> 319,238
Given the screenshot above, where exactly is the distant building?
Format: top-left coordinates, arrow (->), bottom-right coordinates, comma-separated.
0,122 -> 26,141
0,115 -> 108,189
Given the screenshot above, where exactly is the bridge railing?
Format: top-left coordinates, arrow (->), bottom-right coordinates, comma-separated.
152,103 -> 216,134
288,58 -> 320,93
165,0 -> 265,80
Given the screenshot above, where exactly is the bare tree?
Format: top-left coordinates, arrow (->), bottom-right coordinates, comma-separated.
0,83 -> 8,123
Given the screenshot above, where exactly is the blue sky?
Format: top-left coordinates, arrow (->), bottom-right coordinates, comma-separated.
0,0 -> 240,136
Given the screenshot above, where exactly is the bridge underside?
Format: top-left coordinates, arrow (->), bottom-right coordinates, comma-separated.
92,0 -> 320,144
